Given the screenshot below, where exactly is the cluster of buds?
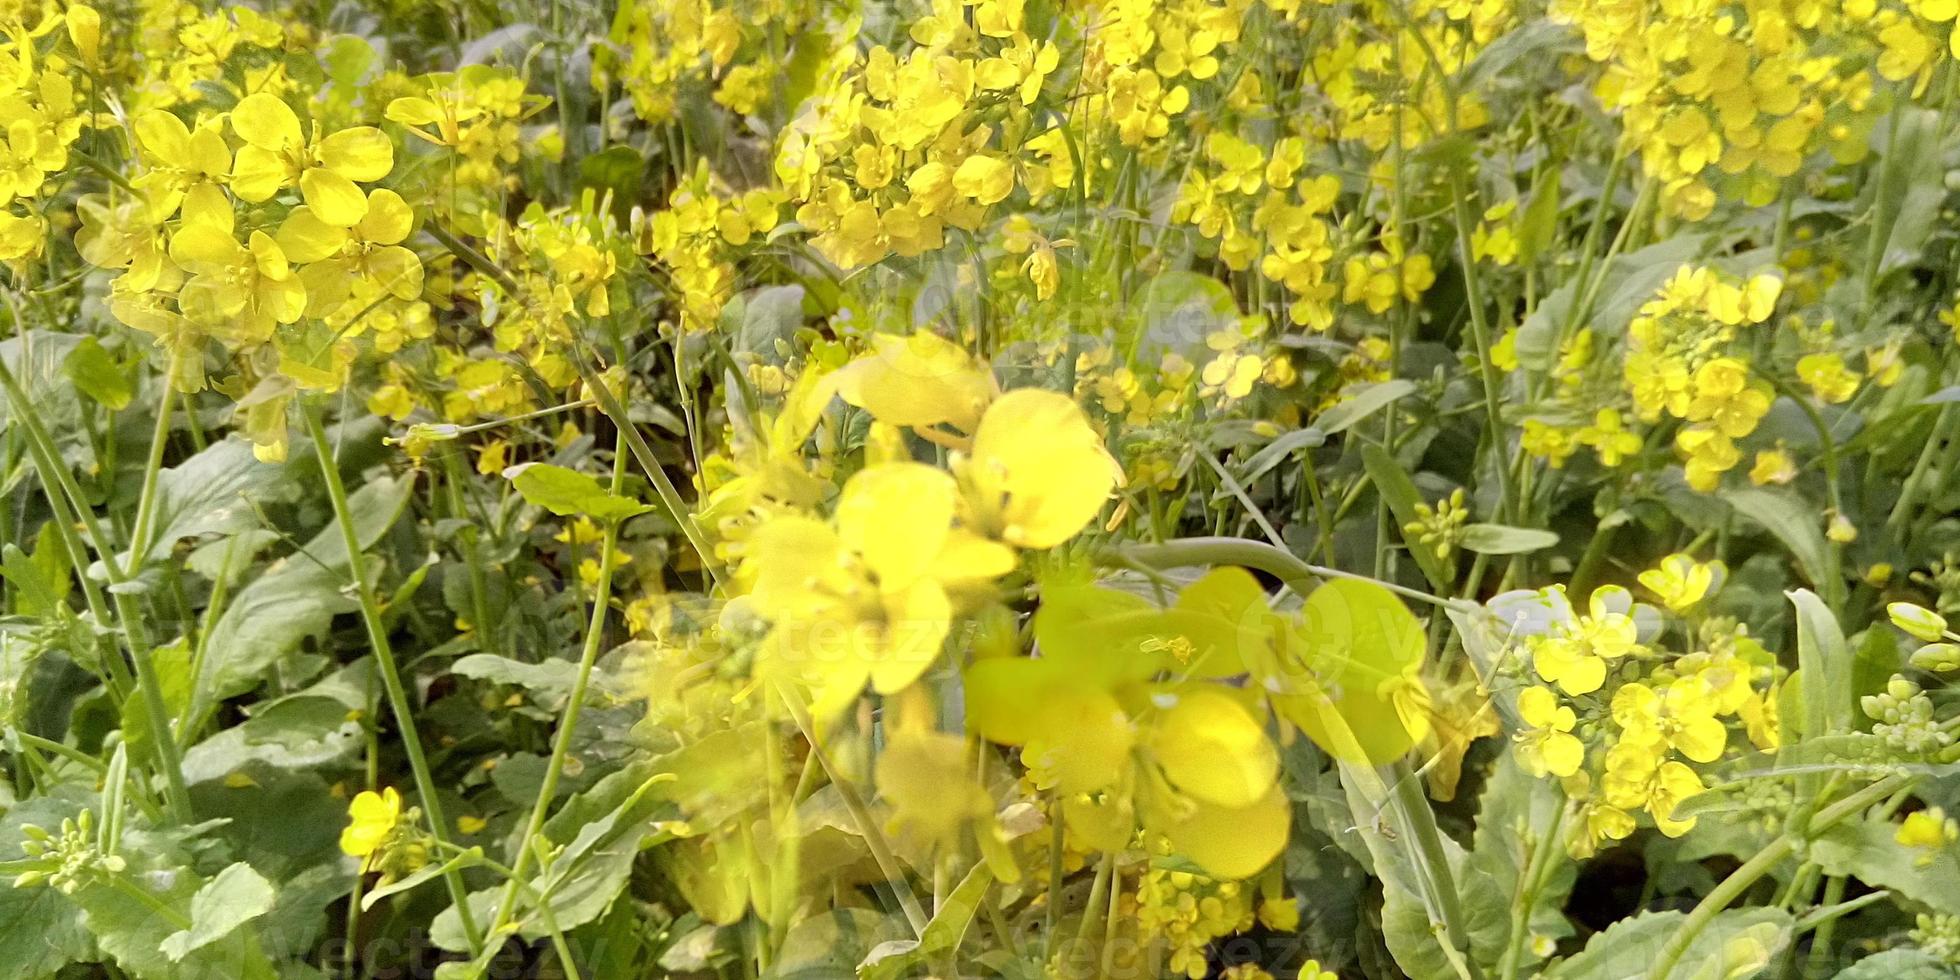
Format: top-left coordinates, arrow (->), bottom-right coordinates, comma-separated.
1861,676 -> 1954,757
1403,488 -> 1469,561
14,811 -> 123,895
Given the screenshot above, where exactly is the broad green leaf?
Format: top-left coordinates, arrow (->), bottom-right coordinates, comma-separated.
1728,489 -> 1829,589
1543,908 -> 1790,979
161,862 -> 277,961
1790,589 -> 1851,740
452,653 -> 582,706
1464,754 -> 1575,974
363,848 -> 484,911
504,463 -> 654,522
725,284 -> 805,362
766,909 -> 907,980
72,829 -> 280,980
1460,523 -> 1560,555
195,474 -> 411,707
1810,819 -> 1960,917
1516,164 -> 1563,264
143,438 -> 302,562
61,336 -> 131,409
0,798 -> 91,979
858,864 -> 995,980
120,640 -> 191,774
1314,379 -> 1416,436
1236,426 -> 1326,485
1361,444 -> 1454,592
1828,948 -> 1959,979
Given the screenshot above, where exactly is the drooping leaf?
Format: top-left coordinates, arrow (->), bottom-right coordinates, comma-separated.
504,463 -> 654,522
160,863 -> 278,961
1460,523 -> 1560,555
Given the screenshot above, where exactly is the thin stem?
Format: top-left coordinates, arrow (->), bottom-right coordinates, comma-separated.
1647,775 -> 1908,979
1390,759 -> 1481,979
0,344 -> 189,820
301,401 -> 484,956
481,428 -> 627,974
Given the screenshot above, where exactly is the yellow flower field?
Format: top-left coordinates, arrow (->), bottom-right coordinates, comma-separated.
0,0 -> 1958,977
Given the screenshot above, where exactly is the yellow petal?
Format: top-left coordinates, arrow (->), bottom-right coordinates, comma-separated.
301,168 -> 368,226
231,93 -> 303,151
1155,783 -> 1289,879
317,126 -> 395,183
1149,687 -> 1277,808
277,206 -> 349,263
229,145 -> 290,202
832,331 -> 996,431
835,462 -> 955,587
967,388 -> 1118,549
357,188 -> 414,244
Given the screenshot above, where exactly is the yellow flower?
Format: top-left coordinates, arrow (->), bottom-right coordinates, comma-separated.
957,389 -> 1120,549
746,463 -> 1016,720
1531,587 -> 1641,696
278,188 -> 424,315
833,331 -> 997,433
1516,685 -> 1584,778
1637,554 -> 1724,612
1748,447 -> 1797,485
230,93 -> 394,224
132,110 -> 231,219
339,787 -> 402,860
168,187 -> 306,347
1897,807 -> 1959,866
1796,352 -> 1860,404
1602,741 -> 1704,837
1612,681 -> 1727,763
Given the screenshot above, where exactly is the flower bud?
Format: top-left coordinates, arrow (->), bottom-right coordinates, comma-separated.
1889,602 -> 1949,643
1909,642 -> 1960,673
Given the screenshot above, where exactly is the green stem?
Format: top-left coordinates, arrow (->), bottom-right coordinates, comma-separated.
1390,759 -> 1481,979
1647,776 -> 1908,979
1113,537 -> 1466,611
774,682 -> 930,938
301,402 -> 484,956
572,358 -> 725,592
481,428 -> 626,973
0,344 -> 189,820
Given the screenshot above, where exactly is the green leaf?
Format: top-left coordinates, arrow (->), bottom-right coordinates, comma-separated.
1811,818 -> 1960,917
363,848 -> 484,912
195,475 -> 411,708
1828,948 -> 1960,979
1361,444 -> 1454,593
1790,588 -> 1852,741
452,653 -> 582,706
858,864 -> 993,980
1460,523 -> 1560,555
120,640 -> 192,773
765,909 -> 906,980
1314,379 -> 1416,436
1236,427 -> 1327,485
0,798 -> 91,979
504,463 -> 653,522
1544,908 -> 1790,979
725,285 -> 805,362
72,830 -> 279,980
1728,489 -> 1829,589
1463,754 -> 1575,974
577,145 -> 645,220
61,336 -> 132,410
143,438 -> 302,562
161,862 -> 277,961
1516,164 -> 1563,265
